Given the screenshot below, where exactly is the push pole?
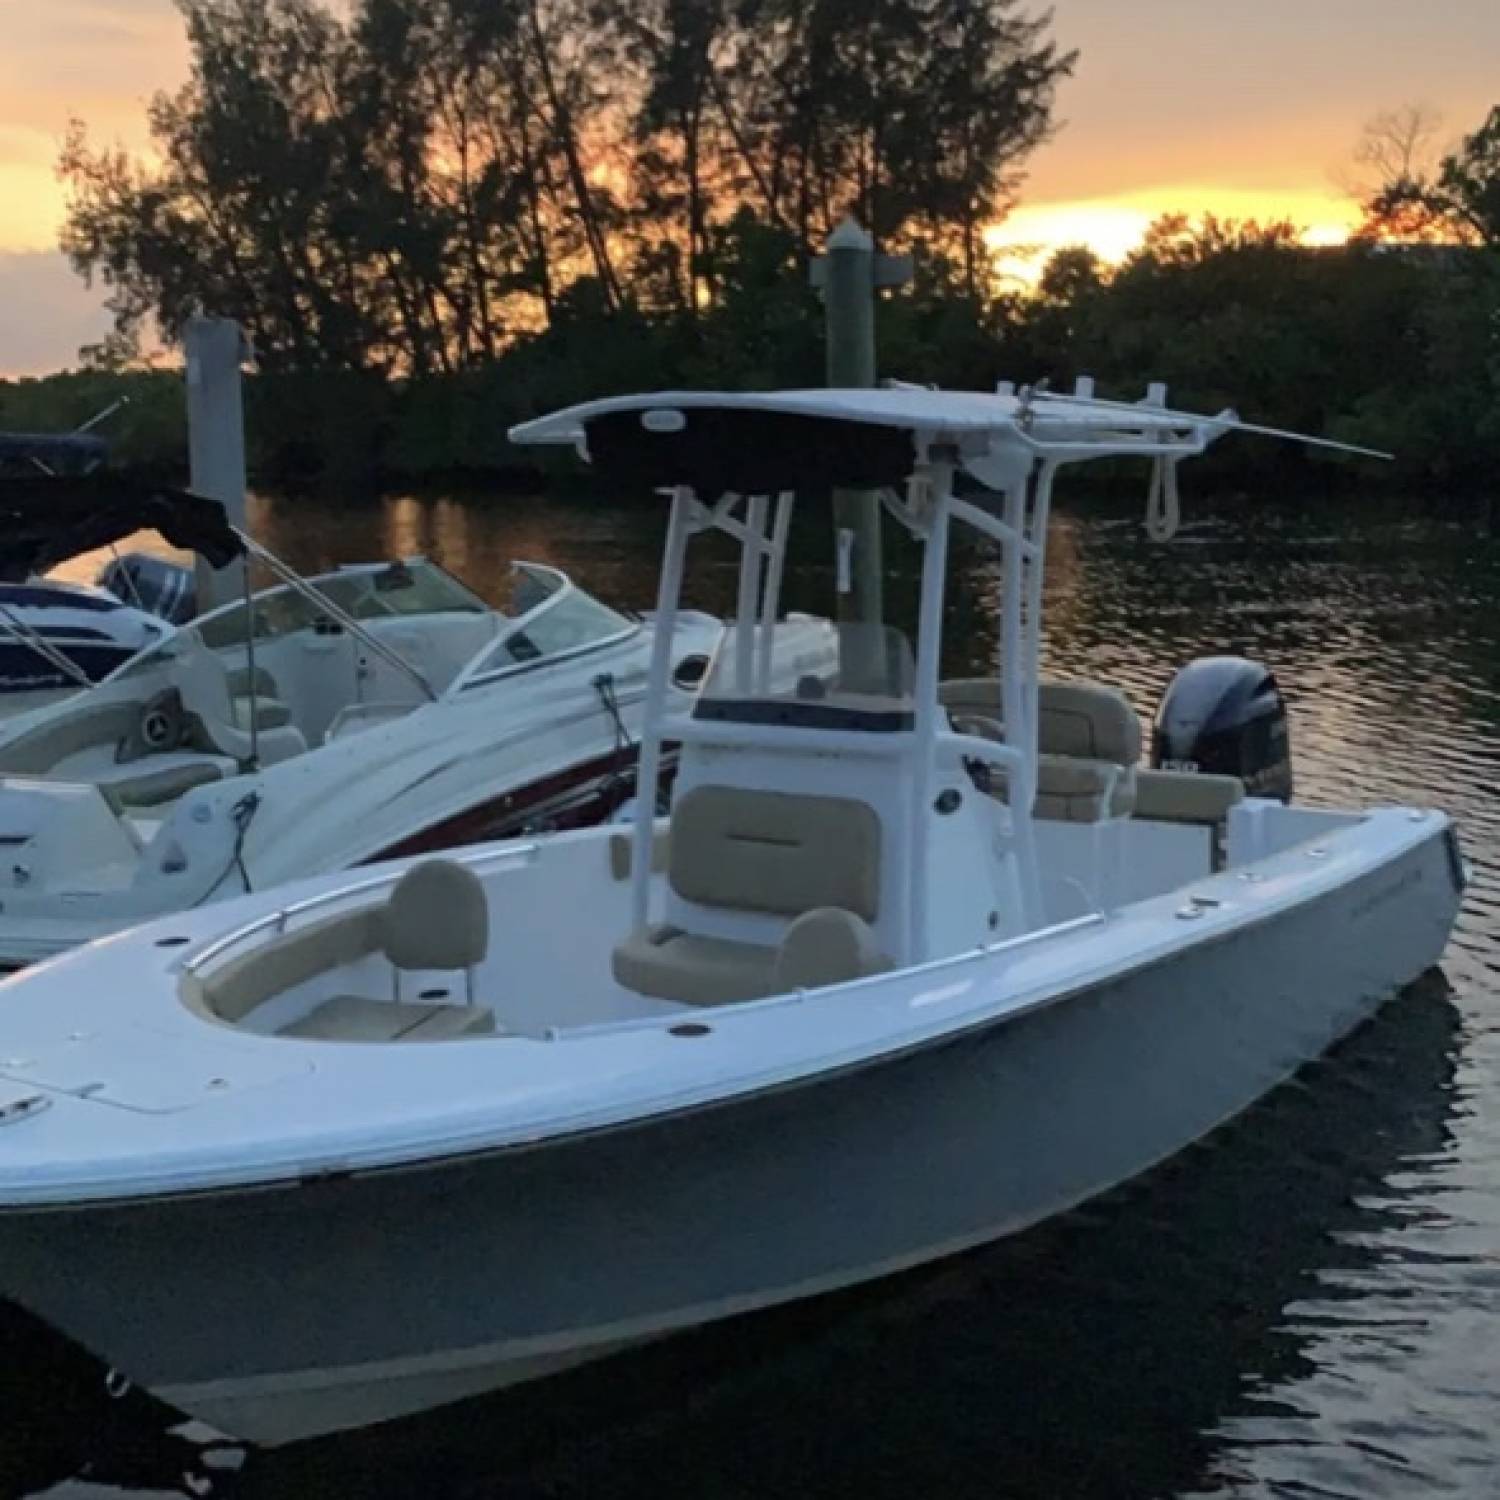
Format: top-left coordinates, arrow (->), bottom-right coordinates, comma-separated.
185,317 -> 250,613
810,218 -> 912,687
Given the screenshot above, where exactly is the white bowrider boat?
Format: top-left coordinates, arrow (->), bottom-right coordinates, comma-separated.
0,475 -> 780,967
0,385 -> 1462,1444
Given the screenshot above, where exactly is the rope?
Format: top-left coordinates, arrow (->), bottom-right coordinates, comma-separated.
197,790 -> 262,902
593,671 -> 639,813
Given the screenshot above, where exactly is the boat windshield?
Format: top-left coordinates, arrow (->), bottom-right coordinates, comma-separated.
455,564 -> 635,688
97,558 -> 487,686
694,622 -> 912,732
192,559 -> 486,651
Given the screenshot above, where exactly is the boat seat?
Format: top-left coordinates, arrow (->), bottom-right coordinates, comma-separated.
382,857 -> 490,985
612,787 -> 888,1004
1134,769 -> 1244,826
279,996 -> 496,1042
940,679 -> 1141,821
0,698 -> 142,775
1034,754 -> 1130,824
281,862 -> 492,1034
615,908 -> 891,1007
667,785 -> 881,920
613,926 -> 778,1006
174,640 -> 306,765
93,750 -> 237,808
607,819 -> 671,881
773,907 -> 893,991
187,906 -> 386,1024
186,859 -> 493,1034
225,665 -> 294,732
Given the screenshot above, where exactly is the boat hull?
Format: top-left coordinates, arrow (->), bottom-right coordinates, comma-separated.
0,823 -> 1462,1444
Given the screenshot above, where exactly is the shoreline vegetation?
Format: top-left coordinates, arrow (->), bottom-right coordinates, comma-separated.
5,0 -> 1498,501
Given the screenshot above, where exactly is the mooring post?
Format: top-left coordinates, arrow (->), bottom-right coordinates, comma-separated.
811,219 -> 912,686
185,317 -> 250,612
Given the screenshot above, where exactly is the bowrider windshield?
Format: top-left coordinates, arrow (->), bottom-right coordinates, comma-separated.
192,559 -> 485,651
450,563 -> 637,690
91,559 -> 479,695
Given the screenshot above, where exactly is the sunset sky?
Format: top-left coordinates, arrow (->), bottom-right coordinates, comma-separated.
2,0 -> 1499,374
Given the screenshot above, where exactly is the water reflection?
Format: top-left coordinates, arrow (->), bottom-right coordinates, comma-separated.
9,491 -> 1496,1498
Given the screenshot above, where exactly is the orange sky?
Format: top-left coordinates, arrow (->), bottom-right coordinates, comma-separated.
2,0 -> 1499,370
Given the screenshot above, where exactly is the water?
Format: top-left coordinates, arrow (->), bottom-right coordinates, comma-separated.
9,489 -> 1500,1499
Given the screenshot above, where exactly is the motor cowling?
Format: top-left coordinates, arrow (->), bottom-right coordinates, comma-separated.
1152,656 -> 1292,802
97,552 -> 197,624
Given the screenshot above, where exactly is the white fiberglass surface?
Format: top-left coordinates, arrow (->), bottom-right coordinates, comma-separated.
0,802 -> 1447,1204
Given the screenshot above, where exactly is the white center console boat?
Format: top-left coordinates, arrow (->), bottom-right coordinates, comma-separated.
0,385 -> 1463,1444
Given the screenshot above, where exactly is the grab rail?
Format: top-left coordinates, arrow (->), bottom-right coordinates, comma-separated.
181,839 -> 541,974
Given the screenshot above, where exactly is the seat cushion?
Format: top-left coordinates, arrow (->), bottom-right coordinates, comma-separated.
382,859 -> 489,971
0,699 -> 141,775
279,996 -> 496,1042
613,924 -> 777,1006
773,908 -> 892,992
939,679 -> 1142,766
231,696 -> 293,732
669,786 -> 881,921
608,819 -> 671,881
1134,769 -> 1244,825
93,750 -> 236,808
1035,754 -> 1136,823
189,906 -> 386,1024
1038,683 -> 1142,764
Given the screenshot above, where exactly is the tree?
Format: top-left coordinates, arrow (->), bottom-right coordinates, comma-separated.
1361,104 -> 1500,248
1341,105 -> 1445,208
59,0 -> 1073,372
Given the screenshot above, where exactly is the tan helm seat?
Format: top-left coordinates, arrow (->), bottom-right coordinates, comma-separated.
612,786 -> 890,1005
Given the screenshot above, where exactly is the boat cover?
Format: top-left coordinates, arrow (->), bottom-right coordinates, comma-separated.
0,473 -> 244,582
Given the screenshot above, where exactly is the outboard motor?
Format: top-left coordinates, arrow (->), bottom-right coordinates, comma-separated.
97,552 -> 197,624
1152,656 -> 1292,802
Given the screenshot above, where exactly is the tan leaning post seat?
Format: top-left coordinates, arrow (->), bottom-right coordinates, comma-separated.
1134,768 -> 1244,826
613,786 -> 890,1005
939,679 -> 1142,821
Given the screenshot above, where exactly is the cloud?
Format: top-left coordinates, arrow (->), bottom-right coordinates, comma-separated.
0,250 -> 112,376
